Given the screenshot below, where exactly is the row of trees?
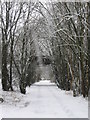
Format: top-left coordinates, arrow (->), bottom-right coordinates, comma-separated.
0,1 -> 42,94
39,1 -> 90,97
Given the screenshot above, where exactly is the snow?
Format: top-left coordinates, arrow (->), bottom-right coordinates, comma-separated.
0,104 -> 2,120
0,79 -> 88,118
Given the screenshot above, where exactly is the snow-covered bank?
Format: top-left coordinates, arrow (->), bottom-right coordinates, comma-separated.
0,80 -> 88,118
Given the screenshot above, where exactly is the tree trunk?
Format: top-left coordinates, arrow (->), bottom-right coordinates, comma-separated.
2,43 -> 9,91
9,39 -> 14,91
87,2 -> 90,89
80,54 -> 85,97
20,75 -> 26,94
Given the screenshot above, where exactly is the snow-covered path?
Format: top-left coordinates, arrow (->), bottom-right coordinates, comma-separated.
1,80 -> 88,118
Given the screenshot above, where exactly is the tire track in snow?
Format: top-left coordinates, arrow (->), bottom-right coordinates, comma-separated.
33,82 -> 73,117
47,85 -> 75,118
31,84 -> 68,117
